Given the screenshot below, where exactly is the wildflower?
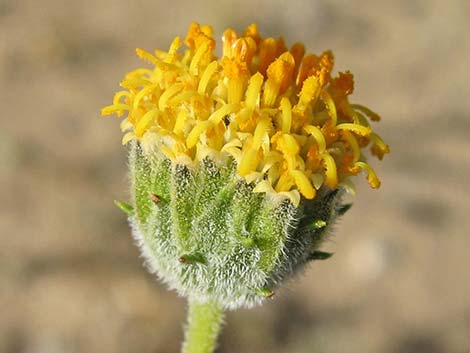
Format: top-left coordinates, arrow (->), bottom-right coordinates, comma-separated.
102,22 -> 389,353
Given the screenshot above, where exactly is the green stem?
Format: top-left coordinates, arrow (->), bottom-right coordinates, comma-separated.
182,299 -> 225,353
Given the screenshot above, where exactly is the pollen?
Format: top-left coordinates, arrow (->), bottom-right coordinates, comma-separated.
102,22 -> 389,205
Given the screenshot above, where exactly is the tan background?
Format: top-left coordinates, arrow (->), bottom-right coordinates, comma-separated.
1,0 -> 469,352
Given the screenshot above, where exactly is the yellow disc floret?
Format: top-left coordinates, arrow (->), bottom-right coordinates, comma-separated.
102,22 -> 389,205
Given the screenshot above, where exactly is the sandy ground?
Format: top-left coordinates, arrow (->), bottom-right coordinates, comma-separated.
1,0 -> 469,352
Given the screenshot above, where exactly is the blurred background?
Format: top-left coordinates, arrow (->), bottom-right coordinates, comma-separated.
1,0 -> 469,352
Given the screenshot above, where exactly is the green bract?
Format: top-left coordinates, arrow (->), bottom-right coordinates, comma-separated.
127,141 -> 349,309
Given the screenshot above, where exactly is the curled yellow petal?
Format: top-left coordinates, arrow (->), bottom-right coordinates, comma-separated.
370,132 -> 390,160
198,60 -> 218,94
320,90 -> 337,126
187,121 -> 212,148
303,125 -> 326,153
101,104 -> 129,116
136,48 -> 159,65
208,103 -> 239,124
351,103 -> 381,121
341,130 -> 360,162
351,161 -> 381,188
336,123 -> 371,136
291,170 -> 316,199
189,40 -> 213,75
322,153 -> 338,188
113,91 -> 132,106
135,110 -> 158,137
164,36 -> 182,63
276,133 -> 299,156
159,83 -> 183,111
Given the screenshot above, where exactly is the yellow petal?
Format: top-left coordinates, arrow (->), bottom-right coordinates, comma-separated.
158,83 -> 184,111
101,104 -> 129,116
208,103 -> 239,124
187,121 -> 212,148
303,125 -> 326,153
291,170 -> 316,199
238,148 -> 260,176
320,90 -> 337,126
280,97 -> 292,133
135,110 -> 158,137
336,123 -> 371,136
351,161 -> 381,188
322,153 -> 338,188
351,104 -> 381,121
276,133 -> 299,156
341,130 -> 360,162
198,60 -> 219,94
245,73 -> 264,109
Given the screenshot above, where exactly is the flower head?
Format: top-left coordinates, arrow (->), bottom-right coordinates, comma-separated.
103,23 -> 390,310
102,22 -> 389,206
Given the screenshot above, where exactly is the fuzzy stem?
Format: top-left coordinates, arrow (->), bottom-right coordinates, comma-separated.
182,299 -> 225,353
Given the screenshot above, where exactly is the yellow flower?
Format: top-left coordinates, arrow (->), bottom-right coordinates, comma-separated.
102,22 -> 389,205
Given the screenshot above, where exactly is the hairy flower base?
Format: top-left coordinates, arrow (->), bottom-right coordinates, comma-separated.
129,141 -> 349,309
